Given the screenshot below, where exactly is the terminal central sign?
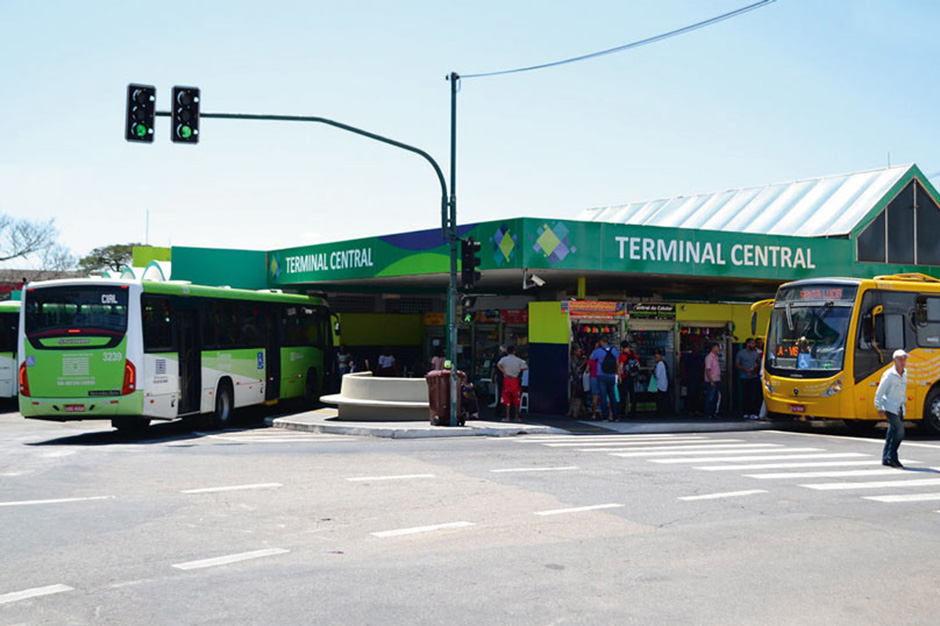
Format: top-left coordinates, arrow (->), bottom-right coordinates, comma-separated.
614,235 -> 816,269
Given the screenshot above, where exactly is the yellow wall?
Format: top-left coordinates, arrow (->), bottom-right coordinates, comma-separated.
338,313 -> 423,346
529,302 -> 570,344
676,302 -> 770,343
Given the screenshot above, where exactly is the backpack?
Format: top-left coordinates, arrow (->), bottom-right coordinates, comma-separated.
625,353 -> 640,378
601,347 -> 617,374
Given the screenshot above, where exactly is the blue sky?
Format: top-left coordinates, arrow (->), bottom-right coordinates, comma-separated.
2,0 -> 940,261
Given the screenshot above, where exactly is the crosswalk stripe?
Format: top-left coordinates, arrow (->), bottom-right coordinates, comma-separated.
865,493 -> 940,503
745,469 -> 905,479
802,477 -> 940,491
517,434 -> 697,443
543,437 -> 726,447
603,443 -> 782,456
696,460 -> 888,471
652,452 -> 868,464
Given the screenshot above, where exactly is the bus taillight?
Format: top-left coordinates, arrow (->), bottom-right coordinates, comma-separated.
122,360 -> 136,395
19,362 -> 30,397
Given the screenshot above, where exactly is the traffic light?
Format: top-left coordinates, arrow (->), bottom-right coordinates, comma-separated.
125,84 -> 156,143
460,237 -> 482,288
171,86 -> 200,143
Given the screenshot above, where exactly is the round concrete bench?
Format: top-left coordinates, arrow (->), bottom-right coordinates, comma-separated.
320,371 -> 429,421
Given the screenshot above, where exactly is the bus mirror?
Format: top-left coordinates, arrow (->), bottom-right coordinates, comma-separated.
334,321 -> 341,334
751,311 -> 757,335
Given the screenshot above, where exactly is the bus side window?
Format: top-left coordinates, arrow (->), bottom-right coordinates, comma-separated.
915,296 -> 940,347
142,296 -> 174,352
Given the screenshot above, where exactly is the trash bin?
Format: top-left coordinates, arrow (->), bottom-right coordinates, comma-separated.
426,369 -> 466,426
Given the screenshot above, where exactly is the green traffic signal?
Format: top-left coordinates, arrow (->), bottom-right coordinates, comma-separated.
134,123 -> 148,138
179,125 -> 193,139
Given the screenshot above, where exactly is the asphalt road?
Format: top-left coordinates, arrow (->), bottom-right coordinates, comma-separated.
2,404 -> 940,625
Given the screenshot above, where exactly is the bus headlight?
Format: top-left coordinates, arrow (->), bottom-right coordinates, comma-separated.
823,379 -> 843,396
764,377 -> 775,394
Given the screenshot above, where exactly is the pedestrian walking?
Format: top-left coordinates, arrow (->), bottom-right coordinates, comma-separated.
491,345 -> 508,412
735,338 -> 762,419
875,349 -> 910,468
590,336 -> 619,421
618,341 -> 640,418
587,341 -> 601,418
497,345 -> 528,422
704,342 -> 722,418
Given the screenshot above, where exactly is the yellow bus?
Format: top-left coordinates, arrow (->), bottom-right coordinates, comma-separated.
759,274 -> 940,434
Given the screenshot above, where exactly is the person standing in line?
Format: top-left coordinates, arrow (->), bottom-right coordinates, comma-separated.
875,349 -> 910,468
735,338 -> 761,419
590,335 -> 619,422
587,341 -> 601,418
618,340 -> 640,419
497,345 -> 528,422
653,349 -> 669,416
568,346 -> 588,419
377,349 -> 397,377
704,342 -> 722,419
337,345 -> 352,377
430,346 -> 446,372
490,345 -> 508,412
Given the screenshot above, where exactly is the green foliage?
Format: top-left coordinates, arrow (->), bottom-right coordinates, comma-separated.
78,243 -> 144,275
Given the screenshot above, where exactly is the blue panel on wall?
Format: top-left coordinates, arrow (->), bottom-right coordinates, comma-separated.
527,343 -> 569,415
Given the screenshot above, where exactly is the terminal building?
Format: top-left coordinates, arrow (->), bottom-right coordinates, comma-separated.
137,163 -> 940,416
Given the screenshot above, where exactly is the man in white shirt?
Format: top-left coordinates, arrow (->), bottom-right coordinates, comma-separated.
874,349 -> 910,468
497,346 -> 528,422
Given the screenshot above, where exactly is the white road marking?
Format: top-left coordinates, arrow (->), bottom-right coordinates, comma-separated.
346,474 -> 436,482
0,495 -> 114,507
866,493 -> 940,503
606,443 -> 783,456
490,466 -> 579,473
678,489 -> 767,501
534,503 -> 624,516
516,434 -> 695,443
696,460 -> 896,471
0,584 -> 73,605
770,429 -> 940,450
802,477 -> 940,491
746,469 -> 906,479
544,437 -> 725,447
371,521 -> 475,537
181,483 -> 282,494
172,548 -> 289,570
652,452 -> 868,464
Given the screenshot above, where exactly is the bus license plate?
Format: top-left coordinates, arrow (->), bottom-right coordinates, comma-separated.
64,404 -> 86,413
789,404 -> 806,414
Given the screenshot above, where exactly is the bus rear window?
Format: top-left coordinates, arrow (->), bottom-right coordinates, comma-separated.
26,286 -> 129,338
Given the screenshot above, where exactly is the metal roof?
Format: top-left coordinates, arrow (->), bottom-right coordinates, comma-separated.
578,164 -> 914,238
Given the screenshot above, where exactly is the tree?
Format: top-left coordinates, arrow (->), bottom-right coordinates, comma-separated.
0,215 -> 76,279
78,243 -> 143,275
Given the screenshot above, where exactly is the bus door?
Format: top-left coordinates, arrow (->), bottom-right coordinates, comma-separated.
855,293 -> 910,419
177,309 -> 201,414
264,307 -> 281,401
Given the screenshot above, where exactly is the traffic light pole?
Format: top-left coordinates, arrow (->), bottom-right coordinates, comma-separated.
154,108 -> 461,426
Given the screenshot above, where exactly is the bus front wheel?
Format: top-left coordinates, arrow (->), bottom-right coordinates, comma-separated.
923,387 -> 940,435
212,381 -> 234,430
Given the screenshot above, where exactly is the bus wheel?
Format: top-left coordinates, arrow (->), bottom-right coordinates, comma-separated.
212,382 -> 234,430
923,388 -> 940,435
303,369 -> 319,409
843,419 -> 879,435
112,417 -> 150,433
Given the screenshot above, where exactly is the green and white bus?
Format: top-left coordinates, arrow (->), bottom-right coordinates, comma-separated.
0,299 -> 20,398
18,278 -> 332,431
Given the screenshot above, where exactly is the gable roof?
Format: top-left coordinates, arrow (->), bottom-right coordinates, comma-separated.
578,164 -> 918,238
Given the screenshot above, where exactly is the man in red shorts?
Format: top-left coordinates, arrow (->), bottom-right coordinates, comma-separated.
497,345 -> 528,422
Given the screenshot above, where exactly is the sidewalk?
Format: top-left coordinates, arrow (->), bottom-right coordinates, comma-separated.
268,408 -> 783,439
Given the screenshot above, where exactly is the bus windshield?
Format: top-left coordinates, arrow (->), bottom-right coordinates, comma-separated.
25,286 -> 129,339
766,301 -> 853,376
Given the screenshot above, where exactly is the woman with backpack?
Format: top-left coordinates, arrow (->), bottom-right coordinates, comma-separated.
590,335 -> 619,421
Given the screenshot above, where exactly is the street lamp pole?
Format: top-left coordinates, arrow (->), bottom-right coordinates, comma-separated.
446,72 -> 460,427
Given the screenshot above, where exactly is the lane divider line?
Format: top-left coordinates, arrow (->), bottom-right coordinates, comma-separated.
0,495 -> 114,507
371,521 -> 475,537
490,466 -> 579,473
346,474 -> 436,482
0,584 -> 74,605
534,503 -> 624,516
679,490 -> 768,501
181,483 -> 282,494
172,548 -> 289,570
